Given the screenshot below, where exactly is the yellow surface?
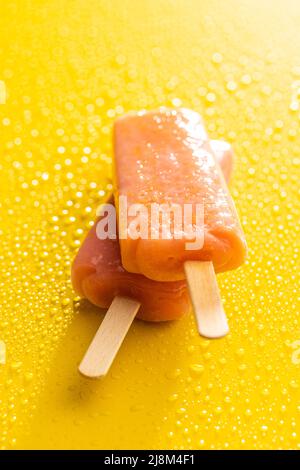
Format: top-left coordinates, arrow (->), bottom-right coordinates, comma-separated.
0,0 -> 299,450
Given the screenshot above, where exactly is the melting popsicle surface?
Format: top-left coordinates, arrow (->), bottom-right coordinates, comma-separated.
114,108 -> 246,281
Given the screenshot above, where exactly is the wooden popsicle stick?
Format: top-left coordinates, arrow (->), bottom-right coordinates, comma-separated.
79,296 -> 141,378
184,261 -> 229,339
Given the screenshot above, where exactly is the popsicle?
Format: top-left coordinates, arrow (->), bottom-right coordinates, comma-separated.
73,139 -> 234,377
113,108 -> 246,342
113,108 -> 246,282
72,139 -> 232,323
72,212 -> 190,323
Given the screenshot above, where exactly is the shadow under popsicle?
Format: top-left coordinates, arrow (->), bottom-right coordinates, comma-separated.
20,298 -> 194,449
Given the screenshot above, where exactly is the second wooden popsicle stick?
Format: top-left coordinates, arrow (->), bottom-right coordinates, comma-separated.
79,296 -> 141,378
184,261 -> 229,339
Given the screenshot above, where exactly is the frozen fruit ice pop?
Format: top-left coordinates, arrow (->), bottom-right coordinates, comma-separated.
113,108 -> 246,281
72,215 -> 189,322
72,140 -> 233,322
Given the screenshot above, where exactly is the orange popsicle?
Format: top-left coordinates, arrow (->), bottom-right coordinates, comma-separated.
72,214 -> 188,322
72,140 -> 233,322
114,108 -> 246,281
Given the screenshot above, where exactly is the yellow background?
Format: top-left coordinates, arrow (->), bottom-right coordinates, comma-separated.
0,0 -> 299,450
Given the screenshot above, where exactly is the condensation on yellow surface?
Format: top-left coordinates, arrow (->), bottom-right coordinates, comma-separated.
0,0 -> 299,450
